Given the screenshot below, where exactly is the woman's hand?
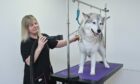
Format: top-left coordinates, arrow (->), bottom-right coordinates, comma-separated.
37,35 -> 48,50
71,35 -> 80,42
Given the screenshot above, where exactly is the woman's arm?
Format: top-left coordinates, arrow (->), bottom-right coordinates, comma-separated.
25,47 -> 42,65
25,36 -> 47,65
56,35 -> 79,48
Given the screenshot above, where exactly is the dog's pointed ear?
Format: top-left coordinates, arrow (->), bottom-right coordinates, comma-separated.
82,12 -> 90,19
103,16 -> 110,21
102,16 -> 110,24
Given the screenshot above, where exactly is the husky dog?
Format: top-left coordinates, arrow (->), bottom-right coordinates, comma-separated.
78,13 -> 110,75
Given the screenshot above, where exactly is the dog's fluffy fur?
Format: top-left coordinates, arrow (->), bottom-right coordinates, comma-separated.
78,13 -> 110,75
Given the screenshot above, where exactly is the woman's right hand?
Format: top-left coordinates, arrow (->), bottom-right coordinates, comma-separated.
37,35 -> 48,50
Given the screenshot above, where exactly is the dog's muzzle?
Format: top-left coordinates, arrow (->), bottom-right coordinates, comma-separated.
91,29 -> 98,36
91,29 -> 102,36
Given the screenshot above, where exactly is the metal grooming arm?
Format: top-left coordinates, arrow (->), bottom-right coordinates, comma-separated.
72,0 -> 109,12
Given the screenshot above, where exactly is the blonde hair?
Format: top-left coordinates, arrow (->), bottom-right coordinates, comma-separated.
21,15 -> 41,42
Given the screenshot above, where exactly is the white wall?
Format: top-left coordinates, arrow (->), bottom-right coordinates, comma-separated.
0,0 -> 140,84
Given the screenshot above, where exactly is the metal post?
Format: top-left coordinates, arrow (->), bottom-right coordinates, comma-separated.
67,0 -> 70,79
66,1 -> 79,83
104,4 -> 107,57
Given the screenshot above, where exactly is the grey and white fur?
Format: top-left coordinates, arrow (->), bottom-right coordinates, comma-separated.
78,13 -> 110,75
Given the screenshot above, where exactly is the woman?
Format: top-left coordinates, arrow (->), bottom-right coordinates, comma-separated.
20,15 -> 79,84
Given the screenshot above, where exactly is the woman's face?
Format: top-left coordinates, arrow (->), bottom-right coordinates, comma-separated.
28,20 -> 39,35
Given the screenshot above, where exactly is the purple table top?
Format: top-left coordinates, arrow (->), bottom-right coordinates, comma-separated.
54,61 -> 123,81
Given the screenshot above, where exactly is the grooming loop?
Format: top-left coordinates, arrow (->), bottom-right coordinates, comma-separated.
76,2 -> 80,25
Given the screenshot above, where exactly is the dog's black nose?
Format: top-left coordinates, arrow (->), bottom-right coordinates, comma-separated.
97,29 -> 101,33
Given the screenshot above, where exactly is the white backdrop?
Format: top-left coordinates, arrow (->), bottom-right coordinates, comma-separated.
0,0 -> 140,84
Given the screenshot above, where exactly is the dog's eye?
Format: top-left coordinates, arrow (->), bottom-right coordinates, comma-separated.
92,22 -> 96,24
100,23 -> 103,25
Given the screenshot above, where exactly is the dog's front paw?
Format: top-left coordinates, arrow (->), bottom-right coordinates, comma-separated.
78,67 -> 84,74
105,63 -> 110,68
90,70 -> 95,75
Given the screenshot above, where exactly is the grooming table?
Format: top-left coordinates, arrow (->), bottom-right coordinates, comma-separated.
51,61 -> 123,84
